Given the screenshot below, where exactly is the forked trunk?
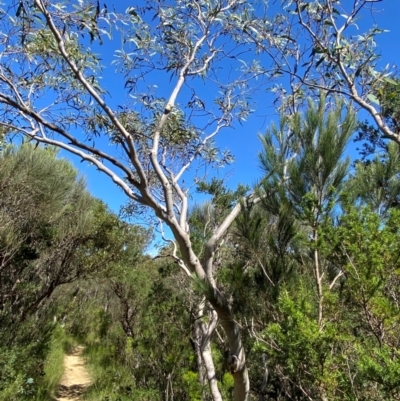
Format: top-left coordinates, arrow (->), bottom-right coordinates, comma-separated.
208,287 -> 250,401
170,204 -> 250,400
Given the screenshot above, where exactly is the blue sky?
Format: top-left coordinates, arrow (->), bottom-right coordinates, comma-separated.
8,0 -> 398,216
65,1 -> 400,215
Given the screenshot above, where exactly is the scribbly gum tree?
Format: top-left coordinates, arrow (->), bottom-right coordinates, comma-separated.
0,0 -> 396,400
0,1 -> 266,399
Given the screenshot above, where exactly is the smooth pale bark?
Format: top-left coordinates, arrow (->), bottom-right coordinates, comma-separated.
193,321 -> 207,401
201,339 -> 222,401
284,0 -> 399,144
196,301 -> 249,401
201,202 -> 253,401
208,289 -> 249,401
194,300 -> 221,401
169,209 -> 251,400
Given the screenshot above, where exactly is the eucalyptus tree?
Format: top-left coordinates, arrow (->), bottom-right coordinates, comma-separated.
0,0 -> 394,399
0,1 -> 268,398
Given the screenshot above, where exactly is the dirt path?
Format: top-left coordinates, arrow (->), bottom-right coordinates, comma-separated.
55,346 -> 92,401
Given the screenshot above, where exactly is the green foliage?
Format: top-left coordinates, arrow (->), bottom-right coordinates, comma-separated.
246,205 -> 400,400
182,371 -> 202,401
57,255 -> 204,401
259,96 -> 356,221
355,76 -> 400,159
38,324 -> 76,400
254,286 -> 347,399
215,97 -> 400,400
324,207 -> 400,338
83,340 -> 138,401
0,143 -> 152,400
0,320 -> 67,401
348,141 -> 400,214
189,179 -> 249,257
376,78 -> 400,133
0,143 -> 150,339
196,178 -> 249,211
0,348 -> 27,401
357,344 -> 400,394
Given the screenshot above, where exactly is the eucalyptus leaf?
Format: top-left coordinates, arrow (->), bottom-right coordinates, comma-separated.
367,93 -> 380,105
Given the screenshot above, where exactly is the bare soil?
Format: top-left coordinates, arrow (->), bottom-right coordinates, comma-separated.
55,346 -> 92,401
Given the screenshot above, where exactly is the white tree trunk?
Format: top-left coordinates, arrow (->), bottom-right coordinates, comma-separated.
193,300 -> 222,401
193,320 -> 207,401
194,300 -> 223,401
202,339 -> 222,401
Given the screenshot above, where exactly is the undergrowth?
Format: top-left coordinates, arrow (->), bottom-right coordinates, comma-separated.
35,324 -> 76,400
82,339 -> 157,401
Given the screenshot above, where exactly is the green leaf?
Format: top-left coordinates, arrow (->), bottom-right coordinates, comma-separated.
384,77 -> 399,86
367,94 -> 380,106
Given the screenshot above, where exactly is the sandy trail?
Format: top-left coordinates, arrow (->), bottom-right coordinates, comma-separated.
55,346 -> 92,401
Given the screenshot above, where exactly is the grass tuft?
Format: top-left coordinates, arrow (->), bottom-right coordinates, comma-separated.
36,324 -> 77,400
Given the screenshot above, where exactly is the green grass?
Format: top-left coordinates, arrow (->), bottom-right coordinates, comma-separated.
35,324 -> 77,400
81,341 -> 157,401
